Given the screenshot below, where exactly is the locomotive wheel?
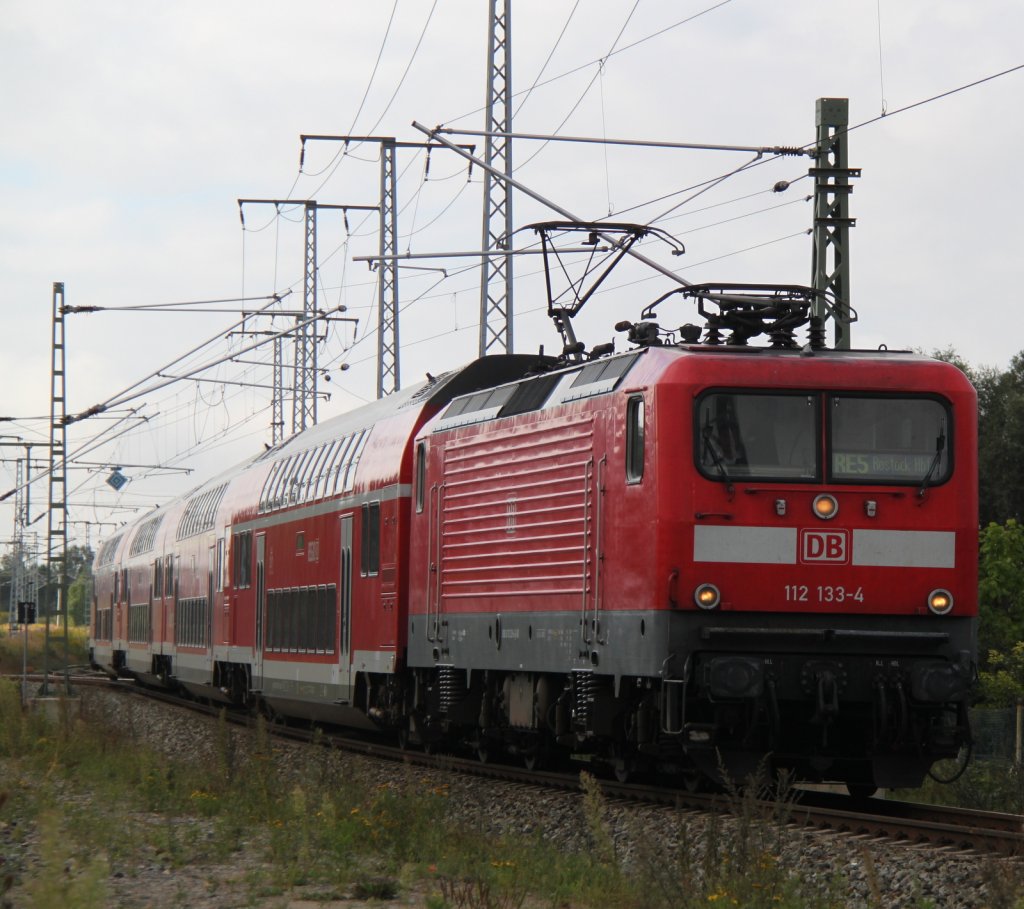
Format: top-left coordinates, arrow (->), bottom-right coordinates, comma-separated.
846,782 -> 877,800
476,743 -> 491,763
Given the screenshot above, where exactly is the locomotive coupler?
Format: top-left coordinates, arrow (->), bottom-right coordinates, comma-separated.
810,669 -> 840,725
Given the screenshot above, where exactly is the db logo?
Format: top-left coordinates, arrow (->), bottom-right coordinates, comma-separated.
800,529 -> 849,563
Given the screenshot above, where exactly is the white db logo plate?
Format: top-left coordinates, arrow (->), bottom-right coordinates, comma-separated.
800,529 -> 849,563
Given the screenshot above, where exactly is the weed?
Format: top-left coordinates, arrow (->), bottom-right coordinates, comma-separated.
437,873 -> 527,909
625,762 -> 850,909
579,771 -> 617,866
19,810 -> 109,909
352,875 -> 400,900
981,858 -> 1024,909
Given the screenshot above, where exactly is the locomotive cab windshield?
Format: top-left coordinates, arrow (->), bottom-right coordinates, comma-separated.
696,389 -> 952,487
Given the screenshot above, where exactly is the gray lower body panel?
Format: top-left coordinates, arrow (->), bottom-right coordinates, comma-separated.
407,608 -> 975,681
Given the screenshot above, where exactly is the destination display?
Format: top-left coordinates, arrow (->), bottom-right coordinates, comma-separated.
831,450 -> 937,480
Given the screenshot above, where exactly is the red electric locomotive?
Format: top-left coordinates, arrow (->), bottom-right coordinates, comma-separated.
91,280 -> 976,795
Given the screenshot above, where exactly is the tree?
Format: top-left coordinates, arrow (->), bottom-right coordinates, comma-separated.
976,354 -> 1024,526
930,347 -> 1024,526
979,641 -> 1024,707
3,543 -> 95,627
53,544 -> 94,626
978,520 -> 1024,665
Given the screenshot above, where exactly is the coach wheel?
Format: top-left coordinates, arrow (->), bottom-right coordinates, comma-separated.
846,782 -> 877,800
613,760 -> 632,784
259,699 -> 283,727
523,751 -> 543,772
683,771 -> 704,793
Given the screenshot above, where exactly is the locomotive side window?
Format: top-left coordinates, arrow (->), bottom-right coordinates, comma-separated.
625,395 -> 645,484
415,441 -> 426,513
696,392 -> 818,481
829,395 -> 950,484
361,501 -> 380,576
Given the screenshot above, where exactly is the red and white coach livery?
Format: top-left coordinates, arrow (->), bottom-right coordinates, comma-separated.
92,281 -> 976,793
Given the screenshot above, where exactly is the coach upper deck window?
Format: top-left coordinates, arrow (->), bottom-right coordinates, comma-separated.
696,392 -> 818,482
829,395 -> 951,485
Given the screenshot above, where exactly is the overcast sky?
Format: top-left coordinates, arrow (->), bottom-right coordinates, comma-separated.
1,0 -> 1022,548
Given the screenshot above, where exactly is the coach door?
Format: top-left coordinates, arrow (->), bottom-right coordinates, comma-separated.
254,533 -> 266,689
207,544 -> 215,649
337,515 -> 354,697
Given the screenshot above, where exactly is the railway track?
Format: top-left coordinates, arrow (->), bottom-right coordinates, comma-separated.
792,789 -> 1024,857
57,676 -> 1024,860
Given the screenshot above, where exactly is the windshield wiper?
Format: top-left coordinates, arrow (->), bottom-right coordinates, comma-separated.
918,422 -> 947,499
701,424 -> 735,496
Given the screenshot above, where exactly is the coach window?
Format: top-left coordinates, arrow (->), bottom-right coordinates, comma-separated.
270,456 -> 293,510
314,440 -> 341,500
625,395 -> 645,483
260,460 -> 283,512
361,501 -> 380,576
215,538 -> 224,592
343,431 -> 369,492
328,435 -> 354,496
233,530 -> 253,589
415,442 -> 426,513
289,450 -> 313,504
307,443 -> 333,501
164,555 -> 174,598
829,395 -> 951,485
